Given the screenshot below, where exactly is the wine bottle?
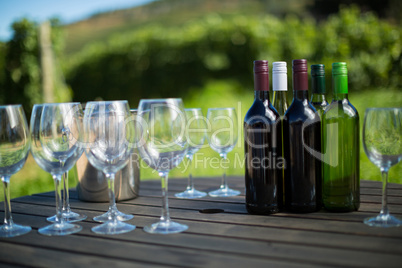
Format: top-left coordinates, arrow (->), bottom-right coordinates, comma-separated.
272,61 -> 288,203
283,59 -> 322,213
244,60 -> 283,214
310,64 -> 329,117
272,61 -> 289,116
322,62 -> 360,212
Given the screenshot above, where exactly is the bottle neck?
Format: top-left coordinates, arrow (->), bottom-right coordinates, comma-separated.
294,90 -> 309,101
254,72 -> 269,91
255,90 -> 270,102
272,91 -> 288,116
273,90 -> 287,99
273,90 -> 287,104
333,93 -> 348,101
312,75 -> 326,94
272,71 -> 287,91
333,74 -> 348,95
293,71 -> 308,92
311,93 -> 327,103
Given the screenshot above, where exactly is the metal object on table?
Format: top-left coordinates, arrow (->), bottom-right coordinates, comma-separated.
76,109 -> 140,202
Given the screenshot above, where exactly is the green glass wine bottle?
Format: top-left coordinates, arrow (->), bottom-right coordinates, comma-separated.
272,61 -> 289,204
310,64 -> 328,117
322,62 -> 360,212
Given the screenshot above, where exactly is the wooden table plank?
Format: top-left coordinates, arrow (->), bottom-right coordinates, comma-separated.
5,199 -> 402,255
12,193 -> 402,239
2,202 -> 402,268
21,191 -> 402,218
0,214 -> 321,267
0,236 -> 165,268
0,177 -> 401,268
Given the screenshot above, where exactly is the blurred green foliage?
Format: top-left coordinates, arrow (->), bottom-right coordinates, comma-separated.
0,18 -> 71,116
1,19 -> 41,112
64,6 -> 402,108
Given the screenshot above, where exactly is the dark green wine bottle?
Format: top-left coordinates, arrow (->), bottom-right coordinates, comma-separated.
322,62 -> 360,212
310,64 -> 328,117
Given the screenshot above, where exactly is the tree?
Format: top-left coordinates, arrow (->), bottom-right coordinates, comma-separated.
0,18 -> 71,116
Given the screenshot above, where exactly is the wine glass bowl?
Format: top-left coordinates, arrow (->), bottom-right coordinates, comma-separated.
84,101 -> 135,234
137,103 -> 187,173
137,98 -> 189,234
206,108 -> 240,197
175,108 -> 207,199
363,108 -> 402,227
0,105 -> 31,238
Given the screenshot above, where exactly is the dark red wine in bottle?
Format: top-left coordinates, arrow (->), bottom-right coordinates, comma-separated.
283,59 -> 322,213
244,60 -> 283,214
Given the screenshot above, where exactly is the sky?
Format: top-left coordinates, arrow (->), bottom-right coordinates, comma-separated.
0,0 -> 155,41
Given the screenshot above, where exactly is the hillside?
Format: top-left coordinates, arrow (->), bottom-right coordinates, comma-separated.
62,0 -> 310,55
62,0 -> 401,56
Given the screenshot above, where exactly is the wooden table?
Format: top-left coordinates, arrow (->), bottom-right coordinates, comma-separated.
0,176 -> 402,267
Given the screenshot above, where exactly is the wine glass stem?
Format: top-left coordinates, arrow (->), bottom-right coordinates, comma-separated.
62,171 -> 71,213
53,174 -> 64,224
186,155 -> 194,191
220,154 -> 228,190
106,173 -> 116,221
159,172 -> 171,222
1,176 -> 13,227
188,173 -> 194,191
380,169 -> 390,216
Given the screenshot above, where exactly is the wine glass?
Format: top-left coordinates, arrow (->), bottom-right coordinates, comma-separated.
137,98 -> 188,234
363,108 -> 402,227
84,101 -> 135,235
0,105 -> 31,237
48,110 -> 86,223
31,103 -> 83,236
175,108 -> 207,199
206,108 -> 240,197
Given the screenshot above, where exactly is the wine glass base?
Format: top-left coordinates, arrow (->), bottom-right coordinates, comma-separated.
209,188 -> 240,197
47,211 -> 87,223
364,214 -> 402,227
175,189 -> 207,199
93,209 -> 133,223
38,222 -> 82,236
0,224 -> 31,238
144,220 -> 188,234
92,220 -> 136,235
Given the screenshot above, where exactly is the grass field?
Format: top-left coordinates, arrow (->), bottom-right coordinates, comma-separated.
2,85 -> 401,202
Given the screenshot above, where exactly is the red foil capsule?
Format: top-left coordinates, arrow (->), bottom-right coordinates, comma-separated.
253,60 -> 269,91
292,59 -> 308,91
